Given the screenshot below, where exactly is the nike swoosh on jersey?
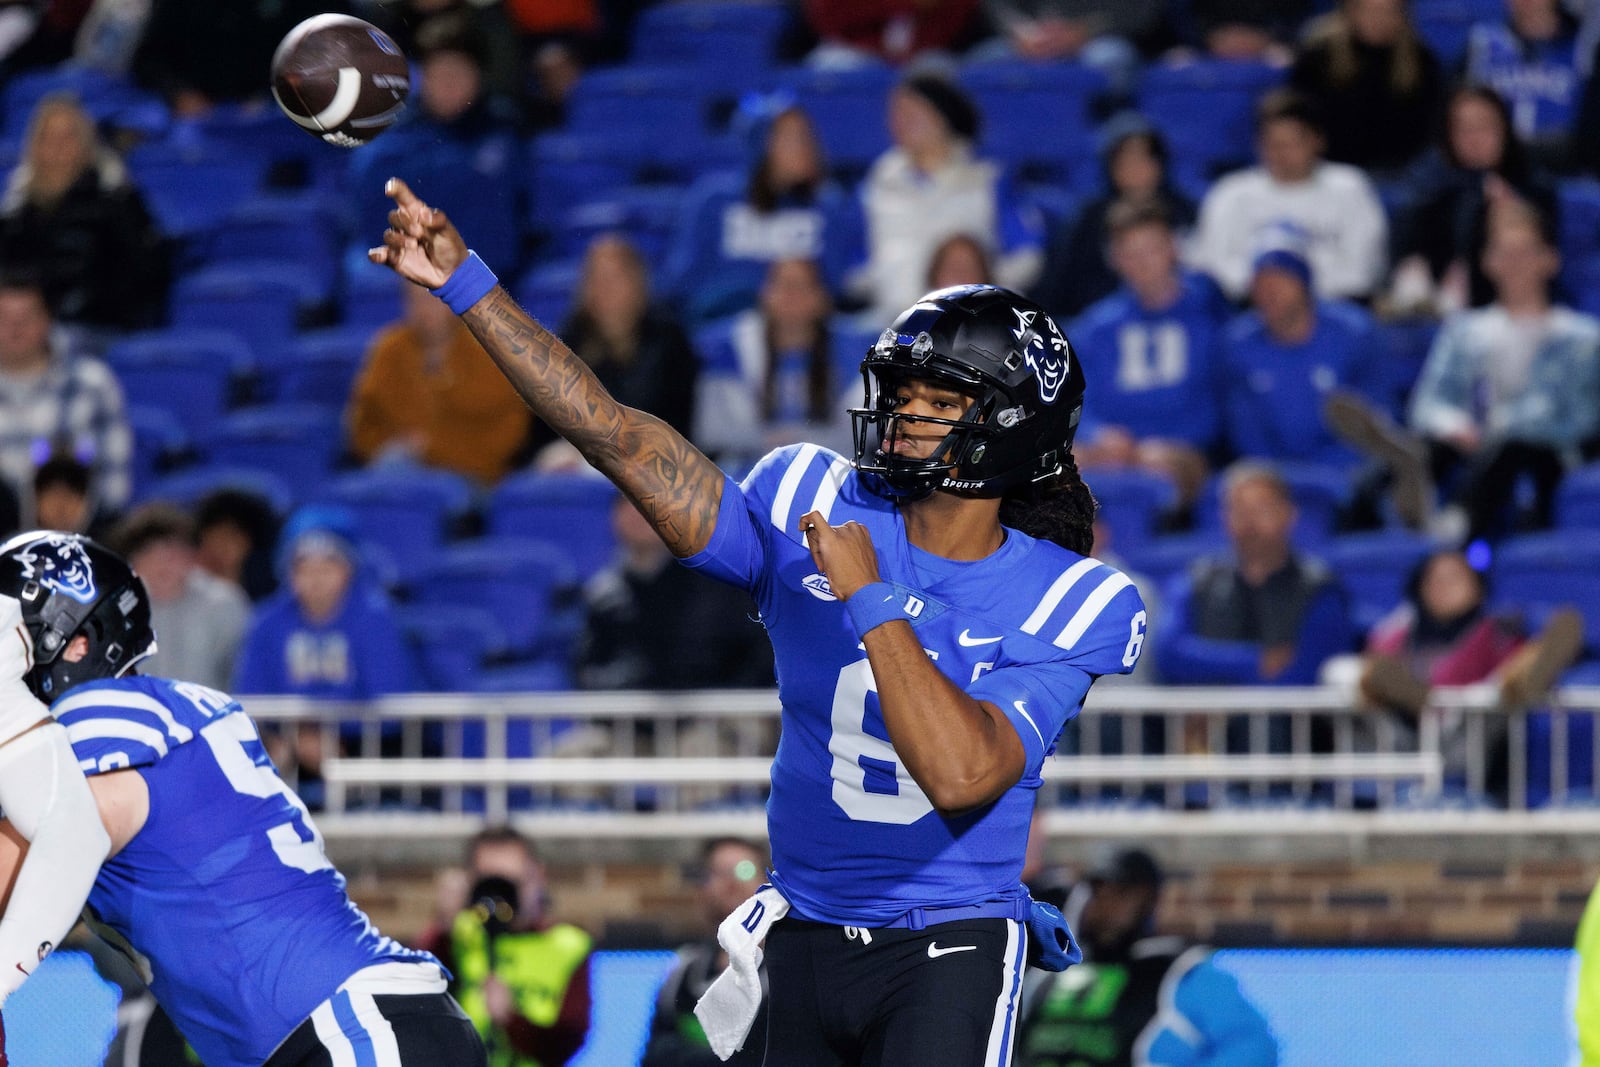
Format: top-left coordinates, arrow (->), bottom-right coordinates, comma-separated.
927,942 -> 978,958
956,629 -> 1003,647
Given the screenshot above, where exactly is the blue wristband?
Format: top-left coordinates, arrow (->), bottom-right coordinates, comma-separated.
845,581 -> 908,638
431,251 -> 498,314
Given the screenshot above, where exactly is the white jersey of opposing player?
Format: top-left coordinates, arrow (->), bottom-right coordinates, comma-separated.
0,594 -> 49,746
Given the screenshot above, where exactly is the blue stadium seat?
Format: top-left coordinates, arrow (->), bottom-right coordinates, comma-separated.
1321,528 -> 1439,634
1491,532 -> 1600,650
1086,468 -> 1178,554
169,264 -> 317,351
526,133 -> 635,238
341,257 -> 405,330
487,473 -> 620,581
0,65 -> 153,139
198,194 -> 344,300
104,329 -> 251,437
1557,463 -> 1600,530
1120,529 -> 1230,592
141,465 -> 296,515
470,661 -> 575,694
410,537 -> 581,657
1369,319 -> 1438,421
395,605 -> 509,692
1412,0 -> 1501,69
264,327 -> 374,408
1557,180 -> 1600,270
776,65 -> 896,182
1564,253 -> 1600,320
126,140 -> 266,238
1193,461 -> 1352,546
314,466 -> 476,587
1136,60 -> 1286,181
629,2 -> 792,97
126,406 -> 191,500
958,61 -> 1104,188
565,67 -> 715,178
550,185 -> 683,267
201,405 -> 344,493
513,259 -> 581,329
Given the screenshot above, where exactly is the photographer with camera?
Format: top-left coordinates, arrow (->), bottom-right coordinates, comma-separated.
418,826 -> 593,1067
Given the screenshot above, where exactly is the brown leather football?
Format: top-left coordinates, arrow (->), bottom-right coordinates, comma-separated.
271,14 -> 410,148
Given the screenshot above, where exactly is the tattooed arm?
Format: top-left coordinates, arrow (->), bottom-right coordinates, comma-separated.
368,179 -> 723,557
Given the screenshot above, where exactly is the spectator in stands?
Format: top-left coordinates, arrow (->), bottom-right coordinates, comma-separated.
693,258 -> 853,464
132,0 -> 336,115
1335,206 -> 1600,541
234,504 -> 416,700
973,1 -> 1167,93
0,93 -> 169,332
0,275 -> 130,522
1015,847 -> 1279,1067
1070,200 -> 1228,514
373,0 -> 525,110
804,0 -> 983,67
350,12 -> 524,271
29,453 -> 108,538
660,97 -> 861,324
233,504 -> 416,806
1032,118 -> 1197,321
537,235 -> 699,457
1177,0 -> 1310,60
1288,0 -> 1443,176
1389,84 -> 1558,315
1359,548 -> 1585,727
108,503 -> 250,691
1220,244 -> 1374,468
574,496 -> 776,691
856,71 -> 1043,320
1160,461 -> 1353,687
642,837 -> 770,1067
1188,89 -> 1389,303
1465,0 -> 1600,171
193,488 -> 280,602
926,232 -> 995,289
419,825 -> 593,1067
347,279 -> 533,485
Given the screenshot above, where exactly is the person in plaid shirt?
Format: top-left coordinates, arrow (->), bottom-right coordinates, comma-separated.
0,276 -> 130,527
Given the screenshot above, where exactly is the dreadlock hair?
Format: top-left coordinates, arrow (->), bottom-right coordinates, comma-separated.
998,450 -> 1097,557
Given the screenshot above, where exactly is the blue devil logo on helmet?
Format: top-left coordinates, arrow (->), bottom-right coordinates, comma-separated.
1009,306 -> 1070,405
13,535 -> 98,604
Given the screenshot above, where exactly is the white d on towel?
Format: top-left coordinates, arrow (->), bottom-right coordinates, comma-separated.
693,885 -> 789,1060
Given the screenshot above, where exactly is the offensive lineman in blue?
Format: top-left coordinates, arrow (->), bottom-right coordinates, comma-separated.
0,532 -> 487,1067
370,178 -> 1147,1066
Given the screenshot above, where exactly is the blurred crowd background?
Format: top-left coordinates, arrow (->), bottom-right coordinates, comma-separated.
2,0 -> 1598,806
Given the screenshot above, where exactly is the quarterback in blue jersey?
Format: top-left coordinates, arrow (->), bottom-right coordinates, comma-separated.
371,178 -> 1146,1066
0,531 -> 487,1067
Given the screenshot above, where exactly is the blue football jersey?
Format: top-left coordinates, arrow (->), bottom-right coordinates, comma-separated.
684,445 -> 1147,925
53,676 -> 438,1067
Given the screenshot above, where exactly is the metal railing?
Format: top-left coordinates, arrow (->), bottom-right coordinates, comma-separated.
235,684 -> 1600,840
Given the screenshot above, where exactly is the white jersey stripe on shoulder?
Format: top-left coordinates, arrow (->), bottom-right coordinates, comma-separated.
1053,572 -> 1135,650
983,918 -> 1025,1065
1019,559 -> 1101,635
64,718 -> 168,759
310,998 -> 360,1067
53,689 -> 194,743
769,443 -> 821,532
807,456 -> 852,525
344,990 -> 404,1066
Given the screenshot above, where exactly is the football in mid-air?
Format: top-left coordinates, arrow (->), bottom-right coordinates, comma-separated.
271,14 -> 410,148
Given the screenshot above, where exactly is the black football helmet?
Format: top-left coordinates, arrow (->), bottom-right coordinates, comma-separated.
0,531 -> 157,703
850,285 -> 1086,500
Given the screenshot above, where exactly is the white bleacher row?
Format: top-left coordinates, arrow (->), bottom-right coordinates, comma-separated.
236,685 -> 1600,843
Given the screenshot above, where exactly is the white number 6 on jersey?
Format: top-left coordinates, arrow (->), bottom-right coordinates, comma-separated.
828,659 -> 935,824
